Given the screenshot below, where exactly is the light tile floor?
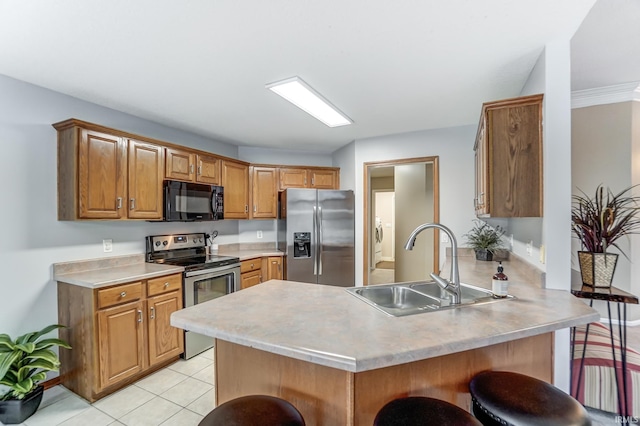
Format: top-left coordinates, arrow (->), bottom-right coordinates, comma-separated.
13,348 -> 216,426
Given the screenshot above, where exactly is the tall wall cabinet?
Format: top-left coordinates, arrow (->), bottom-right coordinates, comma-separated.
474,94 -> 543,217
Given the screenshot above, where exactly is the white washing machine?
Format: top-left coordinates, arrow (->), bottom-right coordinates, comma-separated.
374,217 -> 383,264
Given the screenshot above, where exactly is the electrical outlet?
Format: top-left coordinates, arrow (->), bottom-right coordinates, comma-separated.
103,239 -> 113,253
526,240 -> 533,256
539,244 -> 546,264
257,230 -> 263,239
510,234 -> 514,247
441,233 -> 449,243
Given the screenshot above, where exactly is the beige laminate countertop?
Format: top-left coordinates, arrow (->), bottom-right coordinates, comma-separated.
54,262 -> 184,289
171,261 -> 598,373
217,249 -> 284,261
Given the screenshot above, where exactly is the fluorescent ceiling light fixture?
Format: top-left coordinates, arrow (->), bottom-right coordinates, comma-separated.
266,77 -> 352,127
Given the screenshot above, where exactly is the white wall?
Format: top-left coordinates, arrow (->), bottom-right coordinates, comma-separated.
331,125 -> 476,285
238,146 -> 333,166
0,74 -> 242,337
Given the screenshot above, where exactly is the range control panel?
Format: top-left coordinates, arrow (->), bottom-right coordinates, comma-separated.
147,233 -> 207,252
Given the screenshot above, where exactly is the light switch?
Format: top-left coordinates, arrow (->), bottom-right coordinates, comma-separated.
103,239 -> 113,253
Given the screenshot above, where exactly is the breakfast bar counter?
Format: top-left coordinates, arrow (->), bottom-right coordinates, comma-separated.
171,275 -> 598,425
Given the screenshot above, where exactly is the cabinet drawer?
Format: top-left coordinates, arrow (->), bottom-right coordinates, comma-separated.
147,274 -> 182,297
241,259 -> 261,273
97,282 -> 142,309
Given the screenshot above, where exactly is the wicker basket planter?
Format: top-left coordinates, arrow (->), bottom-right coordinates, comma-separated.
577,251 -> 618,288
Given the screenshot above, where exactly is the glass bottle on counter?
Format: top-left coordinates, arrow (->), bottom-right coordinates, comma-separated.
492,262 -> 509,298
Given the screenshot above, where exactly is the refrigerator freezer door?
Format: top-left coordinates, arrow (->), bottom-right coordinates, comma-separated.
285,189 -> 318,284
317,190 -> 355,287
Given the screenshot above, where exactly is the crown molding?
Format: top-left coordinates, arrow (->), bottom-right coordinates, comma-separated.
571,82 -> 640,109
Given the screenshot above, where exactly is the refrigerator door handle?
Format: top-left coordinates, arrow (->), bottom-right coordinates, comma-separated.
313,205 -> 318,276
318,206 -> 323,275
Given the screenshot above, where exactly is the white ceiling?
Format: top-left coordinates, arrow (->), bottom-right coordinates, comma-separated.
0,1 -> 616,154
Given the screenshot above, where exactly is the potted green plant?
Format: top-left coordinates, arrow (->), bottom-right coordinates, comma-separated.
463,220 -> 505,261
0,324 -> 71,424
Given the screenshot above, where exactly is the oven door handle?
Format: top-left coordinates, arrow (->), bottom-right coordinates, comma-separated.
184,264 -> 241,278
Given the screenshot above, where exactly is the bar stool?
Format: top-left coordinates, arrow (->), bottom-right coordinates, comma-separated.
198,395 -> 305,426
469,371 -> 591,426
374,396 -> 482,426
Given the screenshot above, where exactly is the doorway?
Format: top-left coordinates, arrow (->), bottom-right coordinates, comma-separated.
363,156 -> 439,285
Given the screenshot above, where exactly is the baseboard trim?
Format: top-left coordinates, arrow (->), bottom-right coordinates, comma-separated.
599,317 -> 640,327
42,376 -> 61,390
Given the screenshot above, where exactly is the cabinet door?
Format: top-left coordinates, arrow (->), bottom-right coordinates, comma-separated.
222,160 -> 250,219
97,301 -> 144,390
148,291 -> 184,366
128,140 -> 164,219
264,256 -> 283,280
279,168 -> 308,190
165,148 -> 195,182
251,167 -> 278,219
78,129 -> 126,219
488,102 -> 542,217
196,154 -> 221,185
309,169 -> 338,189
241,270 -> 262,289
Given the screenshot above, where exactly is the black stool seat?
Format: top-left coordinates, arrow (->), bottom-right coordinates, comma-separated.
198,395 -> 305,426
469,371 -> 591,426
374,396 -> 482,426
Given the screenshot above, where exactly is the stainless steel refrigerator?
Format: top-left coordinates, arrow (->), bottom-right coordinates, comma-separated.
278,188 -> 355,287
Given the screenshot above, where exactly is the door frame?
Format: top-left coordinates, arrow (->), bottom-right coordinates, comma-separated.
363,156 -> 440,285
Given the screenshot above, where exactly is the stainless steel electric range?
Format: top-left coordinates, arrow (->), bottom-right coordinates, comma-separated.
146,233 -> 240,359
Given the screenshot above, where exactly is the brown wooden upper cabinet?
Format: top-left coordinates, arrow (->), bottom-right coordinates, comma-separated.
165,148 -> 221,185
222,159 -> 250,219
55,120 -> 164,220
250,166 -> 278,219
278,167 -> 339,190
474,94 -> 543,218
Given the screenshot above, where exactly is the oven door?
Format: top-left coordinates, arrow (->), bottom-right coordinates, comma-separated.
182,264 -> 240,359
164,180 -> 224,221
184,264 -> 240,307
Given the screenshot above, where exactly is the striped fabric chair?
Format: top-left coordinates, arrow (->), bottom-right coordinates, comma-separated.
572,322 -> 640,416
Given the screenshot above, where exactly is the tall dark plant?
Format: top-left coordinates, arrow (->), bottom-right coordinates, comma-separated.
571,185 -> 640,257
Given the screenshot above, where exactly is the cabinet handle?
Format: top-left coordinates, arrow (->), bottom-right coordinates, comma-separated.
254,205 -> 257,212
245,205 -> 248,213
120,291 -> 126,297
130,198 -> 135,210
190,164 -> 194,174
304,177 -> 307,185
137,309 -> 142,323
150,307 -> 155,320
311,177 -> 315,185
116,197 -> 122,209
164,282 -> 169,288
198,164 -> 202,175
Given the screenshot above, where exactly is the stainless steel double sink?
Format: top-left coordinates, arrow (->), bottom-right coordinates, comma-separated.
346,281 -> 514,317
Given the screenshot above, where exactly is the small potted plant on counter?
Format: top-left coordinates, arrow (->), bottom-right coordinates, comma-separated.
0,324 -> 71,424
572,184 -> 640,288
464,220 -> 505,261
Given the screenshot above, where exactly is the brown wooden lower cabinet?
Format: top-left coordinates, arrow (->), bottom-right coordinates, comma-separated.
58,273 -> 184,402
240,256 -> 284,289
215,332 -> 553,426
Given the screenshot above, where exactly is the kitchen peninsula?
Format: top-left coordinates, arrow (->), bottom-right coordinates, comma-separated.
171,263 -> 598,426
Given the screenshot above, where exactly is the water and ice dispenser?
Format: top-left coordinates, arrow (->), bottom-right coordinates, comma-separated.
293,232 -> 311,258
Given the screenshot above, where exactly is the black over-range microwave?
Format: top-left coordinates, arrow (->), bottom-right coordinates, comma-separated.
164,180 -> 224,221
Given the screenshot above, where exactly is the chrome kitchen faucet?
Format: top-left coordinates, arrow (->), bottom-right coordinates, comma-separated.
404,223 -> 461,304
